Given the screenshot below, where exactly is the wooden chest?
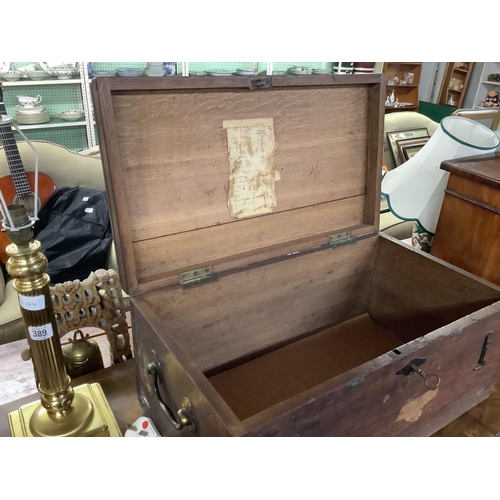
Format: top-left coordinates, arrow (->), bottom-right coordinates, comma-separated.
431,152 -> 500,285
92,75 -> 500,436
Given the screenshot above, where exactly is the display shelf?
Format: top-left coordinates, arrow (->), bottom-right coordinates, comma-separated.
382,62 -> 422,113
437,62 -> 474,108
2,79 -> 82,86
14,118 -> 86,130
472,62 -> 500,110
2,62 -> 95,151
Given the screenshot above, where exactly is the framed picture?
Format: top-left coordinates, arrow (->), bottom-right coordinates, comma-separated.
396,136 -> 430,164
387,128 -> 429,167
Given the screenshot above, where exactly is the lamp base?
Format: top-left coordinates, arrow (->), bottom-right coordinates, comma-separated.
8,383 -> 122,437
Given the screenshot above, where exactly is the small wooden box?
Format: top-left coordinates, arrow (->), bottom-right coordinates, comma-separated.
92,75 -> 500,436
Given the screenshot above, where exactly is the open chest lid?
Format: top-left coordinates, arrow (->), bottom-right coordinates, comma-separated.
92,74 -> 385,296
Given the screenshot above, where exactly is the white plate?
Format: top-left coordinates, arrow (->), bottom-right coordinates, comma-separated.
90,71 -> 116,77
207,69 -> 233,76
15,105 -> 45,114
236,71 -> 259,76
0,62 -> 10,72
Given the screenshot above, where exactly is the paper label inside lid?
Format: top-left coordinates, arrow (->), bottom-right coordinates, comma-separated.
223,118 -> 279,219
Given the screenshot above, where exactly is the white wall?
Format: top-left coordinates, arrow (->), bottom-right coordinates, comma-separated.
420,62 -> 447,103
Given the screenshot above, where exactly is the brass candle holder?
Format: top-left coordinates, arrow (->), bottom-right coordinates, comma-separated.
4,204 -> 121,437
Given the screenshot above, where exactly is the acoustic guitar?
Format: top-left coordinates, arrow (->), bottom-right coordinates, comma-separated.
0,83 -> 56,263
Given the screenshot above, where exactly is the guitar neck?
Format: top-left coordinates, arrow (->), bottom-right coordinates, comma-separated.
0,88 -> 32,196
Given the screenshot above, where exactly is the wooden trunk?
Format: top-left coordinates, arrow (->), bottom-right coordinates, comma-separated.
92,75 -> 500,436
431,152 -> 500,285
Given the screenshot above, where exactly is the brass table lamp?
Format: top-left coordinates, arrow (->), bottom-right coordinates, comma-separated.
0,117 -> 121,436
4,203 -> 121,437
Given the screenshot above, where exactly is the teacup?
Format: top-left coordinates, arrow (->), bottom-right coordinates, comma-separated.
17,95 -> 42,107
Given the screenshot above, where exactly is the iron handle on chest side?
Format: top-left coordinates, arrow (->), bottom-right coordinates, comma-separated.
147,360 -> 196,433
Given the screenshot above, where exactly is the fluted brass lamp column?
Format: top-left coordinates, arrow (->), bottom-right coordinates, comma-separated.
4,204 -> 121,437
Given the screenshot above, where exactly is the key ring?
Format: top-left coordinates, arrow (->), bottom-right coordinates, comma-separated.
410,362 -> 441,390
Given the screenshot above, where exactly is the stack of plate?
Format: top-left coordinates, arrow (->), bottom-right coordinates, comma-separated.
312,68 -> 332,75
206,69 -> 233,77
235,68 -> 259,76
90,71 -> 116,78
15,105 -> 50,125
116,68 -> 144,77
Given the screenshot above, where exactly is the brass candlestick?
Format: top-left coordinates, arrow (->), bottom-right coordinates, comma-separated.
5,204 -> 121,437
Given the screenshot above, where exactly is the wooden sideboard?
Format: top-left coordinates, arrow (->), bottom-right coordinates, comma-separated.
432,152 -> 500,285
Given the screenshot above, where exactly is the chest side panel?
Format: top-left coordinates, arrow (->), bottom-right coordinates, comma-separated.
243,302 -> 500,436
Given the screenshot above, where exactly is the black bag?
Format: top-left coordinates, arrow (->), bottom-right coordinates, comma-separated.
33,186 -> 113,284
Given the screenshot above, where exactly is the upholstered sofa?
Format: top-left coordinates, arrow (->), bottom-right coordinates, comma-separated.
0,140 -> 119,345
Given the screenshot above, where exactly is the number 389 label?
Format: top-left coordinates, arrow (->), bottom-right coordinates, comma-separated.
28,323 -> 54,341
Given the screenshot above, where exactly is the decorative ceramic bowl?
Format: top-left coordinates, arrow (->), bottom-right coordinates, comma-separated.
58,110 -> 85,121
16,64 -> 37,73
50,67 -> 79,79
145,68 -> 166,77
26,70 -> 50,80
0,71 -> 23,81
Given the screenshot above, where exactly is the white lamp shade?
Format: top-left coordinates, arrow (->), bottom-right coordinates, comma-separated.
381,116 -> 499,234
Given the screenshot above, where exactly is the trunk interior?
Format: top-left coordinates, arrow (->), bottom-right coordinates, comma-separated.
142,234 -> 500,421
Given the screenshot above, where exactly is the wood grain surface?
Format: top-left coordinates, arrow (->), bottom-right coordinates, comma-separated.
143,236 -> 378,373
432,153 -> 500,285
92,76 -> 384,295
369,234 -> 500,343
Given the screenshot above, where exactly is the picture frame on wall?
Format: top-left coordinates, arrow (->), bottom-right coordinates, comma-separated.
387,128 -> 429,167
396,136 -> 430,164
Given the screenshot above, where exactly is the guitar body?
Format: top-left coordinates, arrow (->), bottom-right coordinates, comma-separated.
0,172 -> 56,263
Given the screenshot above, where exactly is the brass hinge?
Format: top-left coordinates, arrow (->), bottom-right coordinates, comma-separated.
178,266 -> 217,289
328,231 -> 357,248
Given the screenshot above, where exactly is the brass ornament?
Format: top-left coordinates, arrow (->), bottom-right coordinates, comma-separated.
62,330 -> 105,379
50,269 -> 132,365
